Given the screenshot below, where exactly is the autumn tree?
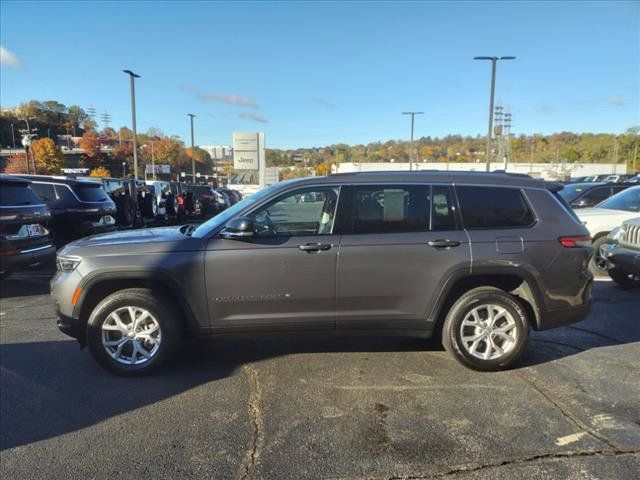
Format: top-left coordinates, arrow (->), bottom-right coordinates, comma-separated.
80,130 -> 101,166
2,153 -> 29,174
89,166 -> 111,177
30,137 -> 64,174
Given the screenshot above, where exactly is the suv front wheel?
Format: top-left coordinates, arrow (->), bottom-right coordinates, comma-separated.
442,287 -> 529,371
86,288 -> 182,376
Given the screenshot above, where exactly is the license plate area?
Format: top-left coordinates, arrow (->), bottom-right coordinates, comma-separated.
91,215 -> 115,227
7,224 -> 48,239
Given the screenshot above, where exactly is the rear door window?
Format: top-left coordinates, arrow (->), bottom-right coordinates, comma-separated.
352,185 -> 429,234
456,186 -> 535,229
30,183 -> 57,202
0,183 -> 43,206
430,185 -> 457,230
577,187 -> 611,207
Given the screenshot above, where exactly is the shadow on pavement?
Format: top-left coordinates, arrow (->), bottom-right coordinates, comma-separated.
2,316 -> 639,452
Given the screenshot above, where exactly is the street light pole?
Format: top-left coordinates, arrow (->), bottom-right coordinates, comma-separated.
123,69 -> 141,179
10,123 -> 16,149
188,113 -> 196,182
473,56 -> 515,172
402,111 -> 424,171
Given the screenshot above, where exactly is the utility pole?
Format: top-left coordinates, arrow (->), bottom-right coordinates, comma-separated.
10,123 -> 16,149
401,111 -> 423,171
473,56 -> 515,172
188,114 -> 196,182
633,141 -> 638,173
612,136 -> 619,174
123,70 -> 140,179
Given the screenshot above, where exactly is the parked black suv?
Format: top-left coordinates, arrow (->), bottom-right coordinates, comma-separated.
20,175 -> 117,245
0,175 -> 56,277
52,172 -> 593,375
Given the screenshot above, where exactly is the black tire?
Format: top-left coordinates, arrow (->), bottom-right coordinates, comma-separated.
442,287 -> 530,371
143,195 -> 157,219
589,236 -> 611,277
608,267 -> 640,289
86,288 -> 182,376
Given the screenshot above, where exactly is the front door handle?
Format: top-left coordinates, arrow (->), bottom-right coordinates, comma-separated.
428,239 -> 461,249
298,243 -> 332,252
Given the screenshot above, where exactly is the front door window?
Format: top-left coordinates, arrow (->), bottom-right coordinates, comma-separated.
250,187 -> 340,237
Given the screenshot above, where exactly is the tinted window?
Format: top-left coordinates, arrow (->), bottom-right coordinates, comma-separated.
431,185 -> 457,230
251,187 -> 339,237
73,183 -> 108,202
0,183 -> 43,206
30,183 -> 57,202
559,184 -> 591,203
576,187 -> 611,206
353,185 -> 429,234
457,186 -> 535,228
598,187 -> 640,212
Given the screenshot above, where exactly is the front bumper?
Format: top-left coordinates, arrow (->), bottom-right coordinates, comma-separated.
602,243 -> 640,276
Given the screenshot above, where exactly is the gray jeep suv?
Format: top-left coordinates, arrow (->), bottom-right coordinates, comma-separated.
52,172 -> 593,375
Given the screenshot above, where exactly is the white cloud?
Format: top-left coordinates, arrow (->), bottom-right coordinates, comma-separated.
181,84 -> 258,108
239,112 -> 268,124
609,96 -> 624,106
314,98 -> 336,109
0,46 -> 24,68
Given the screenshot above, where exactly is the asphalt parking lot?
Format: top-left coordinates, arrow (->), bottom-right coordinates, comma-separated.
0,273 -> 638,479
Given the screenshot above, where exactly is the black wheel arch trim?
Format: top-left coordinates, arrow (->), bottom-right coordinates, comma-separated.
72,268 -> 202,336
429,265 -> 546,330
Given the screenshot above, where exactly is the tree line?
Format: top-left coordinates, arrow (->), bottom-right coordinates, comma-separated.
0,100 -> 212,177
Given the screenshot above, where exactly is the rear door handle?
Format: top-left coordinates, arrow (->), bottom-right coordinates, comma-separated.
298,243 -> 332,252
428,239 -> 461,249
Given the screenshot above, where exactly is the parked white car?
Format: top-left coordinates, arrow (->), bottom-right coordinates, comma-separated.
576,186 -> 640,274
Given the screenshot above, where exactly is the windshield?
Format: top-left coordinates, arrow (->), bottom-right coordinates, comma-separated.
191,183 -> 287,237
597,187 -> 640,212
558,184 -> 592,203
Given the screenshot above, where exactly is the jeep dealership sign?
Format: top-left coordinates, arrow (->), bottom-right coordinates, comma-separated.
233,132 -> 265,171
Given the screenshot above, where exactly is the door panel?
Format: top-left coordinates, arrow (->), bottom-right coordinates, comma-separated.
336,232 -> 470,329
204,185 -> 341,331
336,184 -> 471,330
205,235 -> 338,330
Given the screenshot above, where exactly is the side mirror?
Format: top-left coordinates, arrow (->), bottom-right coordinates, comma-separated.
221,216 -> 254,239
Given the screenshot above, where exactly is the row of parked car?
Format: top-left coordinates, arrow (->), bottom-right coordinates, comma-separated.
0,174 -> 242,277
566,173 -> 640,184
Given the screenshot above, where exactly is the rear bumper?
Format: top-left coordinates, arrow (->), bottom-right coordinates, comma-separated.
538,301 -> 592,330
0,243 -> 56,274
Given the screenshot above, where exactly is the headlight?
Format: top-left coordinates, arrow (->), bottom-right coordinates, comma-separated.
56,255 -> 82,272
607,226 -> 623,242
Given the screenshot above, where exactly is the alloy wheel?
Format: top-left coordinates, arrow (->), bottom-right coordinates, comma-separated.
459,304 -> 518,360
101,306 -> 162,365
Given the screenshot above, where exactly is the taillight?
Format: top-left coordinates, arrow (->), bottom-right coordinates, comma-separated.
0,248 -> 20,256
558,235 -> 592,248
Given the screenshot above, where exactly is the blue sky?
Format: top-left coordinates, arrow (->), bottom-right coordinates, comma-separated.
1,1 -> 638,149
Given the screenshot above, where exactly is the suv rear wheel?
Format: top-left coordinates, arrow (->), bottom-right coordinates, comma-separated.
86,288 -> 182,376
442,287 -> 529,371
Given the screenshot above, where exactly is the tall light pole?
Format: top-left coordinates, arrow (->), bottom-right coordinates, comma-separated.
188,113 -> 196,182
402,111 -> 423,171
474,56 -> 515,172
123,69 -> 140,179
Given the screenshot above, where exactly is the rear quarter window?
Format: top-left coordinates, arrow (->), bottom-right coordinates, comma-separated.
456,186 -> 535,229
